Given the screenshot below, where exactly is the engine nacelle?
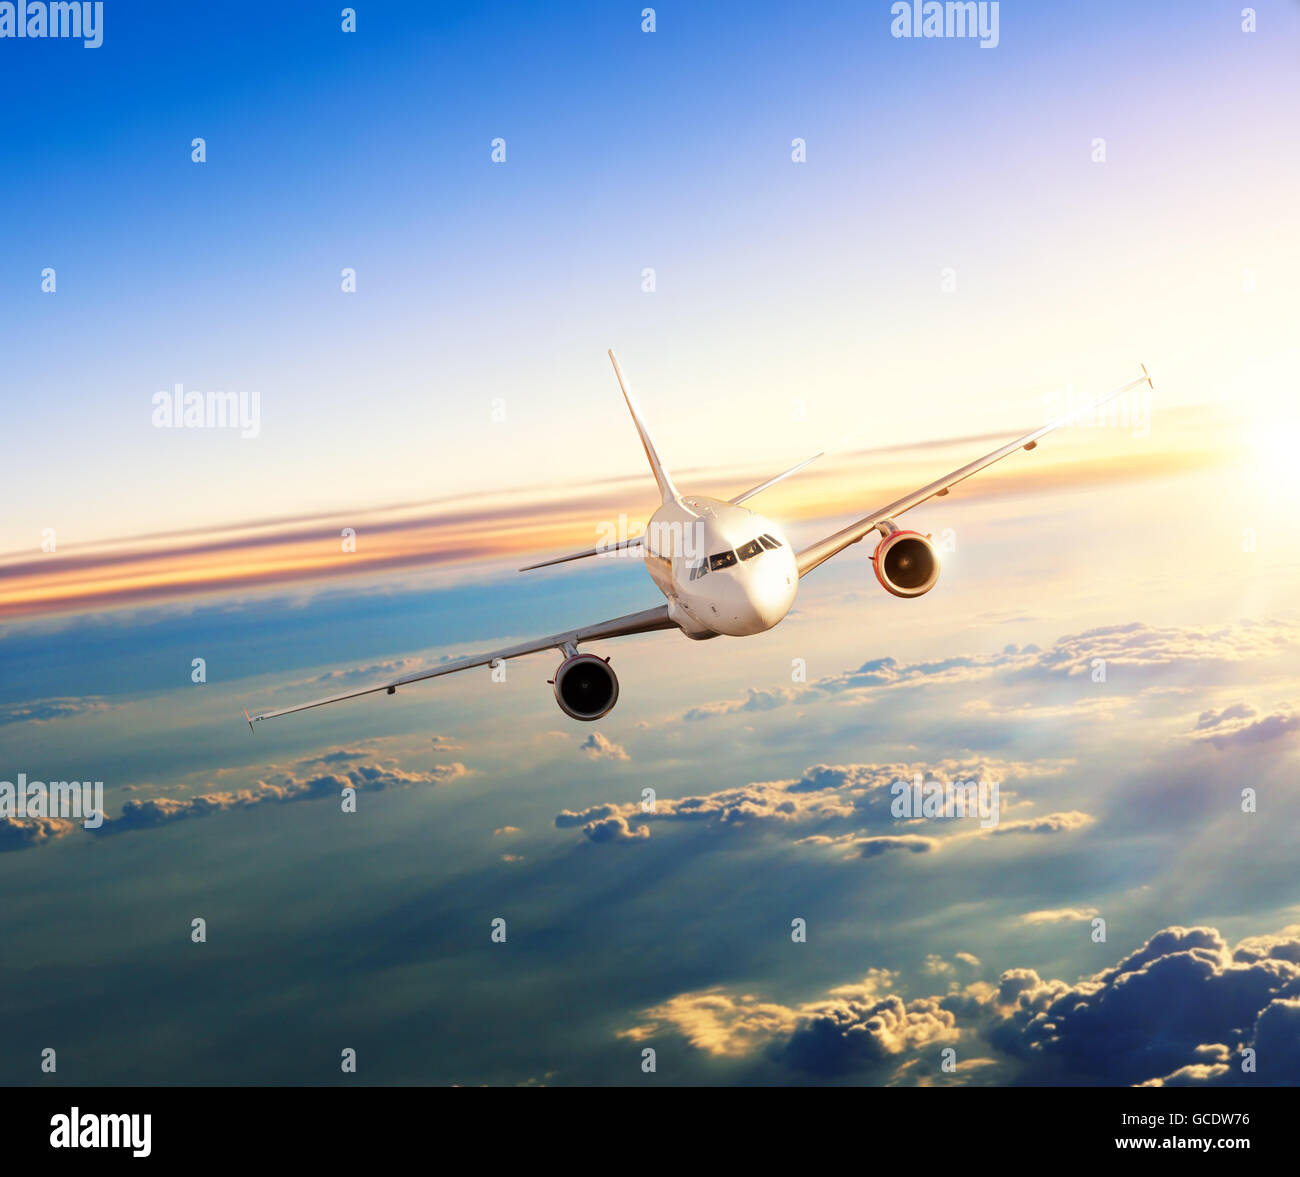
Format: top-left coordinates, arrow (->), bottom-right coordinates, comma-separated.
552,653 -> 619,721
872,529 -> 940,598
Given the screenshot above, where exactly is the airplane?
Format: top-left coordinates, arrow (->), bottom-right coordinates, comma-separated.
246,351 -> 1152,729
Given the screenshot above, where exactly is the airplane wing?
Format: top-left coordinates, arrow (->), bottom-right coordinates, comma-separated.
519,533 -> 644,571
796,368 -> 1152,578
245,604 -> 678,727
729,453 -> 824,505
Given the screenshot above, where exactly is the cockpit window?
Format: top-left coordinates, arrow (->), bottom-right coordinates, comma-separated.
708,549 -> 738,571
759,533 -> 781,550
688,560 -> 709,581
736,538 -> 763,561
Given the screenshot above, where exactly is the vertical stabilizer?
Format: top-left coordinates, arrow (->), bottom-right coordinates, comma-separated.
607,349 -> 679,503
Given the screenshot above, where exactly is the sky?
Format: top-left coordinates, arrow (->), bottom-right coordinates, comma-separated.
2,0 -> 1299,1087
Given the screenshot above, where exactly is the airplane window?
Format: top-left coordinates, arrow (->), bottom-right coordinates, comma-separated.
737,539 -> 763,561
759,534 -> 781,550
709,550 -> 738,571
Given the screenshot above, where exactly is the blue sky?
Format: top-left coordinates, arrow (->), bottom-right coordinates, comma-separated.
4,0 -> 1296,550
2,1 -> 1300,1086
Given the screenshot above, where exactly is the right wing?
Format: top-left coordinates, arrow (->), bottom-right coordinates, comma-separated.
245,604 -> 678,727
796,368 -> 1152,578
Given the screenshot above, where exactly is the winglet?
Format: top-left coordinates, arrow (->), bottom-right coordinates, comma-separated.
1141,363 -> 1153,390
243,707 -> 255,734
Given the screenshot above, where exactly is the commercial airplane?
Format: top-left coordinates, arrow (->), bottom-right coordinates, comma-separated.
246,351 -> 1152,728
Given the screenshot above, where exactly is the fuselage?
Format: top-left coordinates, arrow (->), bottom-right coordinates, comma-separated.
639,495 -> 798,638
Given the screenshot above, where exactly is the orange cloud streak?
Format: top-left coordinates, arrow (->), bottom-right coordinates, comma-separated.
0,425 -> 1234,621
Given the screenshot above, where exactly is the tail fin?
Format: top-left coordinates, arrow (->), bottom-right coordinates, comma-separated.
608,349 -> 678,503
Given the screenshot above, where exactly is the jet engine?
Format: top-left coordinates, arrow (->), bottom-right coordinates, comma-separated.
552,653 -> 620,720
872,529 -> 940,598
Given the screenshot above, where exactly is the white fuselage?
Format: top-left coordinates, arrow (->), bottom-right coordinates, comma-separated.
639,495 -> 798,638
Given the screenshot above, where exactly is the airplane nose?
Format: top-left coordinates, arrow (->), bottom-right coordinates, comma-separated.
750,554 -> 797,629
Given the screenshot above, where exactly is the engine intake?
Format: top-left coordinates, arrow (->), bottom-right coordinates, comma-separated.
872,530 -> 940,598
553,653 -> 619,720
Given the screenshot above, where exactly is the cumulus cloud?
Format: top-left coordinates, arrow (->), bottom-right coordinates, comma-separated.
0,753 -> 470,849
581,815 -> 649,844
680,620 -> 1300,720
555,758 -> 1065,847
620,922 -> 1300,1085
92,757 -> 470,836
0,816 -> 77,852
579,733 -> 629,761
982,925 -> 1300,1085
622,969 -> 956,1077
774,992 -> 958,1076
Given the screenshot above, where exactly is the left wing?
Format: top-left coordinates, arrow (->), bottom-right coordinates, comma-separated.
245,605 -> 678,727
796,367 -> 1152,578
729,452 -> 824,505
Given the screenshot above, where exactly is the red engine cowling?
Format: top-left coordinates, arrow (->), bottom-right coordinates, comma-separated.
872,530 -> 940,598
552,653 -> 620,720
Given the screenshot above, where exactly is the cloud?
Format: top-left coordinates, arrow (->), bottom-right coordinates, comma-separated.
1194,702 -> 1256,730
581,815 -> 649,844
684,687 -> 798,721
988,811 -> 1094,836
680,620 -> 1300,720
0,696 -> 113,727
773,993 -> 958,1077
621,969 -> 956,1077
0,816 -> 77,852
1021,907 -> 1099,925
1191,702 -> 1300,749
620,990 -> 800,1058
619,922 -> 1300,1085
852,835 -> 939,858
579,733 -> 629,761
984,924 -> 1300,1085
1,428 -> 1224,621
55,754 -> 475,842
555,757 -> 1065,846
312,658 -> 426,686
